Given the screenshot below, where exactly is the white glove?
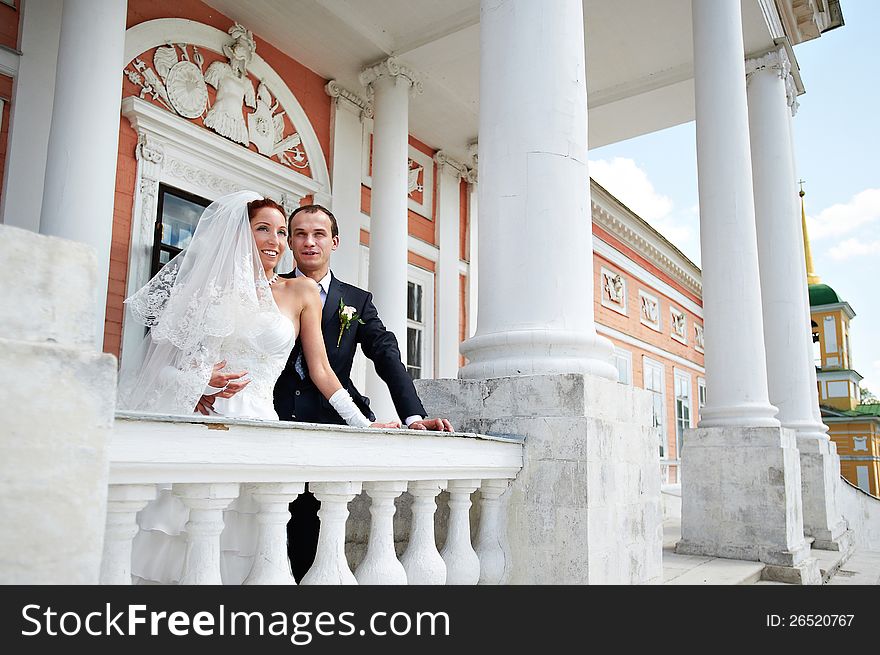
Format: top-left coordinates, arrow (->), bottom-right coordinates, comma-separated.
328,389 -> 372,428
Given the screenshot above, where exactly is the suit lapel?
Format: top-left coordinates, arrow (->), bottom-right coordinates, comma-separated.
323,273 -> 343,332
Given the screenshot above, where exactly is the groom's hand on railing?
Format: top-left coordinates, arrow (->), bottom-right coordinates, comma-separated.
408,418 -> 454,432
370,420 -> 402,429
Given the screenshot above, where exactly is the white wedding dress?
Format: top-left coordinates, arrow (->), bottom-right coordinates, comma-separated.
131,307 -> 297,585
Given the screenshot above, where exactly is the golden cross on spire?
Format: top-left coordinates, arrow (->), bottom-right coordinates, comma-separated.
798,178 -> 806,197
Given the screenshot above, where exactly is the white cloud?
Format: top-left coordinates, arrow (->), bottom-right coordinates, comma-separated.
828,238 -> 880,260
589,157 -> 699,262
806,188 -> 880,240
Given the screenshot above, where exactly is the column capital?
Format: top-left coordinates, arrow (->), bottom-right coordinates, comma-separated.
325,80 -> 373,119
746,48 -> 799,116
433,150 -> 470,179
359,56 -> 423,97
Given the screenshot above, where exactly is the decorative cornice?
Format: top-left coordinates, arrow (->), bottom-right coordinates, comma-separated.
433,150 -> 470,179
359,56 -> 423,97
590,182 -> 703,299
746,48 -> 799,115
325,80 -> 373,119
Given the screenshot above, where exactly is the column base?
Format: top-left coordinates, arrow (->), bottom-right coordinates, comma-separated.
796,434 -> 850,551
458,329 -> 617,381
761,558 -> 822,585
416,373 -> 662,584
676,425 -> 810,568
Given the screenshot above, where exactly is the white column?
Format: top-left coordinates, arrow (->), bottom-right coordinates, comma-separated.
474,479 -> 509,585
100,484 -> 156,585
441,479 -> 480,585
401,480 -> 447,584
466,168 -> 479,341
459,0 -> 616,380
174,483 -> 239,585
691,0 -> 778,428
0,0 -> 62,231
747,51 -> 826,439
435,151 -> 465,378
301,481 -> 361,585
243,482 -> 304,585
747,50 -> 849,551
360,57 -> 421,420
325,81 -> 369,285
354,481 -> 408,585
38,0 -> 128,348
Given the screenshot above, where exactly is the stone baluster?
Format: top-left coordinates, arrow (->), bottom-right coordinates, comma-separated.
441,479 -> 481,585
401,480 -> 447,585
243,482 -> 305,585
100,484 -> 157,585
301,482 -> 362,585
475,479 -> 510,585
355,481 -> 408,585
174,483 -> 239,585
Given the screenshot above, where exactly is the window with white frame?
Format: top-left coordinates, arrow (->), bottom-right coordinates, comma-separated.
152,184 -> 211,276
856,466 -> 870,493
613,347 -> 632,385
674,369 -> 692,459
643,357 -> 666,457
406,265 -> 434,380
358,250 -> 435,382
697,377 -> 707,423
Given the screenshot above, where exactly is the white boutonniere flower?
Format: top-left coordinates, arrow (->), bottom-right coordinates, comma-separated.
337,298 -> 364,346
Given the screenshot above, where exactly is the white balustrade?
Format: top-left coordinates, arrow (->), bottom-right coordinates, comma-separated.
301,481 -> 362,585
355,481 -> 408,585
401,480 -> 447,585
100,484 -> 157,585
174,482 -> 239,585
107,413 -> 523,585
441,479 -> 481,585
243,482 -> 304,585
475,479 -> 510,584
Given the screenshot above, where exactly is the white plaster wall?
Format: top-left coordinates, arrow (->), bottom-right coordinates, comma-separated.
838,477 -> 880,551
0,225 -> 116,583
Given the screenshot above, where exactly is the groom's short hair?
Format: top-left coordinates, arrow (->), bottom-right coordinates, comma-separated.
289,204 -> 339,239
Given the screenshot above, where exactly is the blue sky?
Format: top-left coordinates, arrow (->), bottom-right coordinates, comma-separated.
589,0 -> 880,396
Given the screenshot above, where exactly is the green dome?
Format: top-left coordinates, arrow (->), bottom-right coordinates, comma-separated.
809,283 -> 842,307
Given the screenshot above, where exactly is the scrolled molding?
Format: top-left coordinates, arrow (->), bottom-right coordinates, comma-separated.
433,150 -> 470,179
325,80 -> 373,119
746,48 -> 799,115
359,56 -> 423,96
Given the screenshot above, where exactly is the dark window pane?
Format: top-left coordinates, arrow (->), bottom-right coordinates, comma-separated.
407,326 -> 422,371
152,185 -> 210,276
407,281 -> 423,322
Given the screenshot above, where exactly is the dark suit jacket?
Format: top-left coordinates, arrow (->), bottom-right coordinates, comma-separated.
273,271 -> 426,425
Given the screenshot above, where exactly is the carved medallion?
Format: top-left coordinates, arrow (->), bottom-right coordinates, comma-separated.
166,60 -> 208,119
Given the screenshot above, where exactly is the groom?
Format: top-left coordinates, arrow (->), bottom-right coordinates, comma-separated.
274,204 -> 453,580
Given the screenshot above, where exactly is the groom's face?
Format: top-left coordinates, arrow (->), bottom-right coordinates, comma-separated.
289,209 -> 339,276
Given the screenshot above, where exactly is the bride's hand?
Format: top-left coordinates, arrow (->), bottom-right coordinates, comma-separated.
369,420 -> 402,429
208,360 -> 250,397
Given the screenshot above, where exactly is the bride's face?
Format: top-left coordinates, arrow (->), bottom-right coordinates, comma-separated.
250,207 -> 288,272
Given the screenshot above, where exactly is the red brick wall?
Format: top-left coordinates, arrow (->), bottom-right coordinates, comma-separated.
0,0 -> 19,50
0,74 -> 12,211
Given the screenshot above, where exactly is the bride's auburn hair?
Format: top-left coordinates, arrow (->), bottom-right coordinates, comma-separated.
247,197 -> 286,220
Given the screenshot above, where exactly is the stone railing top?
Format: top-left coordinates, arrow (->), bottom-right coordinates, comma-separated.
110,411 -> 523,485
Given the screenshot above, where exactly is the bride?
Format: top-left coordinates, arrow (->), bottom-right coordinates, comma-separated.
118,190 -> 397,584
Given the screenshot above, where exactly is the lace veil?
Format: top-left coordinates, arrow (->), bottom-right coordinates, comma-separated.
117,190 -> 277,414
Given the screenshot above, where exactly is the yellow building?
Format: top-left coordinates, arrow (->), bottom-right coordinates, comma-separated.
804,188 -> 880,496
